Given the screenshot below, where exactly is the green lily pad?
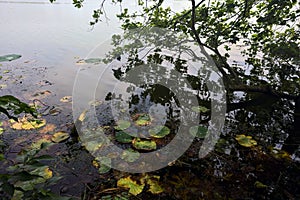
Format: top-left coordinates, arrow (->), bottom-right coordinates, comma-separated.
132,138 -> 156,151
235,134 -> 257,147
147,178 -> 164,194
191,106 -> 209,113
117,176 -> 145,196
115,131 -> 133,143
97,157 -> 111,174
254,181 -> 268,188
135,114 -> 151,126
84,58 -> 102,64
115,120 -> 131,130
51,132 -> 69,143
121,148 -> 140,162
189,126 -> 208,138
0,54 -> 21,62
149,126 -> 170,138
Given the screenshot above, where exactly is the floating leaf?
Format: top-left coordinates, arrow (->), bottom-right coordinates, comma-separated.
235,134 -> 257,147
147,178 -> 164,194
0,84 -> 7,89
134,114 -> 151,126
77,58 -> 102,64
0,54 -> 21,62
116,131 -> 133,143
31,138 -> 52,150
149,125 -> 170,138
115,120 -> 131,130
51,132 -> 69,143
117,176 -> 144,196
78,110 -> 87,122
0,122 -> 4,134
48,107 -> 61,116
121,148 -> 140,162
254,181 -> 268,188
132,138 -> 156,151
39,124 -> 56,134
84,58 -> 102,64
272,149 -> 291,160
189,126 -> 208,138
31,90 -> 51,100
191,106 -> 209,113
96,157 -> 111,174
60,96 -> 72,103
10,118 -> 46,130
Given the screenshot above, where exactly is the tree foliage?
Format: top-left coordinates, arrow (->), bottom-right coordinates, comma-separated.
64,0 -> 300,150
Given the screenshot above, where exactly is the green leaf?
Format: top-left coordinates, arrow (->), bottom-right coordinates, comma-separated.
132,138 -> 156,150
134,114 -> 151,126
115,131 -> 133,143
115,120 -> 131,130
149,125 -> 170,138
189,126 -> 208,138
10,171 -> 42,182
191,106 -> 209,113
147,178 -> 163,194
117,176 -> 144,196
121,148 -> 140,162
0,54 -> 21,62
0,95 -> 37,120
254,181 -> 268,188
235,134 -> 257,147
3,182 -> 14,197
51,132 -> 70,143
96,157 -> 111,174
84,58 -> 102,64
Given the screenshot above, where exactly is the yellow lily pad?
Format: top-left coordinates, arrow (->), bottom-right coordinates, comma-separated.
117,176 -> 145,196
235,134 -> 257,147
10,117 -> 46,130
132,138 -> 156,151
51,131 -> 69,143
134,114 -> 151,126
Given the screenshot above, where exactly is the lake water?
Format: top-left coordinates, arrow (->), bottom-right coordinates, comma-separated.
0,0 -> 193,96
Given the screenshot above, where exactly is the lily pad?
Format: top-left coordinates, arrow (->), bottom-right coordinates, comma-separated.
149,126 -> 170,138
132,138 -> 156,151
96,157 -> 111,174
147,178 -> 164,194
0,54 -> 21,62
51,132 -> 69,143
117,176 -> 145,196
84,58 -> 102,64
10,118 -> 46,130
115,131 -> 133,143
0,122 -> 4,134
135,114 -> 151,126
235,134 -> 257,147
121,148 -> 140,162
115,120 -> 131,130
191,106 -> 209,113
60,96 -> 72,103
189,126 -> 208,138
